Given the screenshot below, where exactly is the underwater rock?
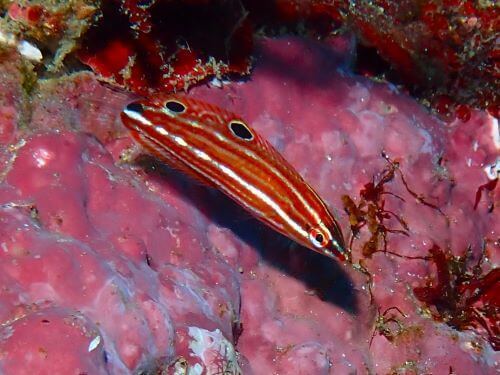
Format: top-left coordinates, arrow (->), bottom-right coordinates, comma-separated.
77,0 -> 253,95
346,0 -> 499,119
0,35 -> 498,373
4,1 -> 497,114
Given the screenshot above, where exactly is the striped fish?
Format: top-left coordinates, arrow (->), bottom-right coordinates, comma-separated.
121,96 -> 348,262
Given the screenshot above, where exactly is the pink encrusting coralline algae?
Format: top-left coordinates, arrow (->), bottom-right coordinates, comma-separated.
0,36 -> 498,373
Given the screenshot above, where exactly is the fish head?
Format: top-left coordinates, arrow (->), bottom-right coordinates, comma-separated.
307,221 -> 350,263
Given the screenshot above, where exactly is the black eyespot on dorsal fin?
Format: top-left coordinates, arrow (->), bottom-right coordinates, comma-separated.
165,100 -> 186,113
229,121 -> 254,141
125,102 -> 144,114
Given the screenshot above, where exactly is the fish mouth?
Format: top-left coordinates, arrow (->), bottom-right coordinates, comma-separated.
323,239 -> 349,263
330,228 -> 350,263
333,242 -> 351,263
316,237 -> 350,263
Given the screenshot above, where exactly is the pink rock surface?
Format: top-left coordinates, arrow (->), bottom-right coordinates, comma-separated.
0,37 -> 498,373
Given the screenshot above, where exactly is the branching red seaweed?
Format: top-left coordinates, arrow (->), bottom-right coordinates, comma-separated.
413,243 -> 499,351
342,178 -> 407,258
473,178 -> 498,212
343,152 -> 448,260
343,154 -> 409,258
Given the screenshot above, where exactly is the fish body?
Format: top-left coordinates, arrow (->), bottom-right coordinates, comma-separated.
121,96 -> 348,262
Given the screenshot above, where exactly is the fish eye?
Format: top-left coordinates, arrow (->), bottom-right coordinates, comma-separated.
229,121 -> 254,141
125,102 -> 144,114
165,100 -> 186,114
309,227 -> 330,248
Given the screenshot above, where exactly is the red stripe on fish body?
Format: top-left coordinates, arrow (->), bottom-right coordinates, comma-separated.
121,96 -> 348,262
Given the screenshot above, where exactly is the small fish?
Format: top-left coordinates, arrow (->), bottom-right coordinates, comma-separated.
121,96 -> 349,262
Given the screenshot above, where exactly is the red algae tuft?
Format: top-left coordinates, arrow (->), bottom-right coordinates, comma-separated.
413,244 -> 500,351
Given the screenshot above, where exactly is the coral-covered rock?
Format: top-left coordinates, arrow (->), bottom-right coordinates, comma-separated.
0,36 -> 498,373
3,1 -> 497,114
3,0 -> 98,70
347,0 -> 499,119
0,306 -> 108,374
0,130 -> 242,372
187,37 -> 498,373
77,0 -> 253,95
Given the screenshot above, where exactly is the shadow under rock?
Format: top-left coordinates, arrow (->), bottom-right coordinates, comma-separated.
253,36 -> 355,90
134,155 -> 358,315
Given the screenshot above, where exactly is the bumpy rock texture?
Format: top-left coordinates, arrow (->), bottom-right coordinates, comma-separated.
3,0 -> 498,116
0,36 -> 498,373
